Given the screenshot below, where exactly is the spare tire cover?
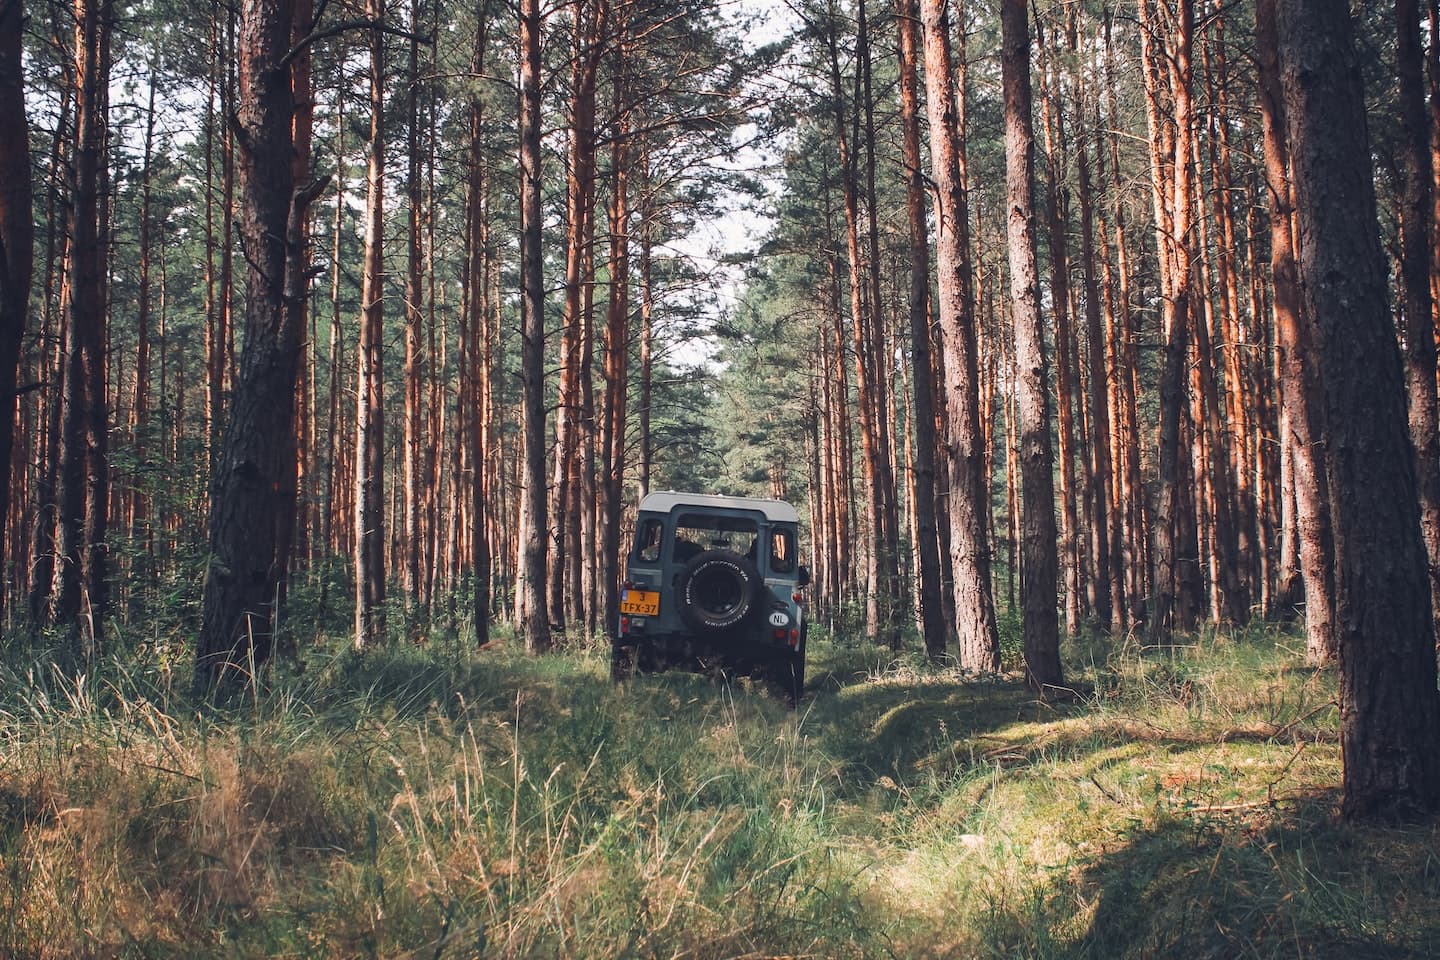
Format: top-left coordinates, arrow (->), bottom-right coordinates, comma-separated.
675,549 -> 765,633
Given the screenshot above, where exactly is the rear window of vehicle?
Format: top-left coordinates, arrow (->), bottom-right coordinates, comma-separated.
672,513 -> 758,563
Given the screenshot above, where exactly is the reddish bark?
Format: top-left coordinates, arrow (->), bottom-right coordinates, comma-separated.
1001,0 -> 1062,689
196,0 -> 328,689
920,0 -> 1000,670
518,0 -> 552,652
1257,0 -> 1334,663
0,0 -> 32,619
896,0 -> 947,660
1278,0 -> 1440,821
1394,0 -> 1440,644
354,0 -> 387,650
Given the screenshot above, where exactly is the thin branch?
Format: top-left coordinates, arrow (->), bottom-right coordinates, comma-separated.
279,18 -> 428,71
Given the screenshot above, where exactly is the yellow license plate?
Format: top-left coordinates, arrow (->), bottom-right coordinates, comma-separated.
619,589 -> 660,617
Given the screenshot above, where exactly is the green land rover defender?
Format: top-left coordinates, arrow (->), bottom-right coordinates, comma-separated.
612,491 -> 810,704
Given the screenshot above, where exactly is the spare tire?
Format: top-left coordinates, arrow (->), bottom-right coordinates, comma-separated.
675,549 -> 766,634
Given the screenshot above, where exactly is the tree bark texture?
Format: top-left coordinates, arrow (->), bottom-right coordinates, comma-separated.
1036,33 -> 1084,635
1277,0 -> 1440,821
895,0 -> 946,661
354,0 -> 387,651
403,0 -> 426,616
1073,70 -> 1119,633
1256,0 -> 1334,664
1394,0 -> 1440,646
518,0 -> 552,653
52,0 -> 109,648
919,0 -> 1000,671
197,0 -> 323,690
466,9 -> 492,647
273,0 -> 314,644
24,36 -> 69,624
1142,0 -> 1202,637
600,28 -> 630,640
820,1 -> 897,646
550,0 -> 603,633
1001,0 -> 1062,690
856,0 -> 902,645
0,0 -> 31,620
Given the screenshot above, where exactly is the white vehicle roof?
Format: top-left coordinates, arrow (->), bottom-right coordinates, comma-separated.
639,490 -> 800,524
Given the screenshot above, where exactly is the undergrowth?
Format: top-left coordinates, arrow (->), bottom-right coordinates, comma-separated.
0,623 -> 1436,958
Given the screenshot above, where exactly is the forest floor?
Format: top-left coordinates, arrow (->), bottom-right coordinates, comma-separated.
1,619 -> 1437,958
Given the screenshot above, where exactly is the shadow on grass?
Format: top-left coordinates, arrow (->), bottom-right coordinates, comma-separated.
800,670 -> 1072,788
1071,796 -> 1440,959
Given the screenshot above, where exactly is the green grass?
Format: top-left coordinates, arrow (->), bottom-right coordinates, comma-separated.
0,623 -> 1436,958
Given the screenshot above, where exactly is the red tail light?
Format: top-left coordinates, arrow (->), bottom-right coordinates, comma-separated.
620,616 -> 631,634
789,628 -> 800,648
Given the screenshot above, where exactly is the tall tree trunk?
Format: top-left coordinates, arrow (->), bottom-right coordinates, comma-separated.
896,0 -> 946,660
322,90 -> 346,580
273,0 -> 314,648
920,0 -> 1000,670
1249,194 -> 1282,615
1035,27 -> 1083,634
53,0 -> 109,649
1394,0 -> 1440,645
127,69 -> 157,568
1277,0 -> 1440,822
202,8 -> 219,476
469,237 -> 491,647
578,207 -> 599,635
518,0 -> 552,652
600,28 -> 631,640
402,0 -> 426,619
354,0 -> 387,651
1203,26 -> 1261,613
1189,181 -> 1246,624
196,0 -> 327,691
1002,0 -> 1062,690
422,44 -> 441,611
636,146 -> 654,502
1431,0 -> 1440,386
0,0 -> 31,621
25,26 -> 69,623
1257,0 -> 1334,664
1142,0 -> 1202,637
820,212 -> 854,616
1101,13 -> 1147,623
820,0 -> 893,645
91,0 -> 114,625
1074,58 -> 1119,633
857,0 -> 902,644
552,0 -> 603,632
215,8 -> 236,449
465,6 -> 492,646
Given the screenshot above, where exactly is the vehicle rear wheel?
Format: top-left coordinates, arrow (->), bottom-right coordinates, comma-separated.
770,651 -> 804,707
610,642 -> 635,681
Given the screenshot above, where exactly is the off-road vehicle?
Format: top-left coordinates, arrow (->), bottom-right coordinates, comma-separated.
612,491 -> 810,703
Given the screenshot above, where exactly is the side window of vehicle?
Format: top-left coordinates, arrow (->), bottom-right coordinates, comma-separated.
770,528 -> 796,574
634,518 -> 663,563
